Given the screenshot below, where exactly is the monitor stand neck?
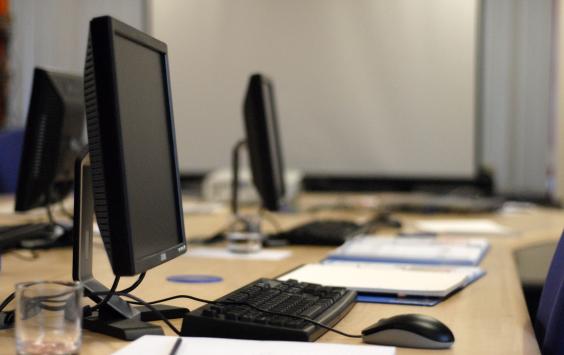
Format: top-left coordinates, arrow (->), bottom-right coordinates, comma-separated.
230,139 -> 263,233
231,139 -> 247,217
72,152 -> 187,340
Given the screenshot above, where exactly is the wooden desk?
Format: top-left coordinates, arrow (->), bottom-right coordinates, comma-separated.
0,193 -> 561,354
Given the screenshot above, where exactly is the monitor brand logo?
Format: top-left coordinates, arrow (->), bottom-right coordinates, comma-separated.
160,253 -> 167,261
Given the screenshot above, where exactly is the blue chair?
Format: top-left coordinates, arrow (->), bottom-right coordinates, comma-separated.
0,129 -> 24,194
535,230 -> 564,354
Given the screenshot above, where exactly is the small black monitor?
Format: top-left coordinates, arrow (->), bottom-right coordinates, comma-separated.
84,16 -> 186,276
15,68 -> 84,212
243,74 -> 287,211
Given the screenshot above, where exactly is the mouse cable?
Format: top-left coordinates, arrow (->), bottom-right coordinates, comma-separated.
125,293 -> 362,339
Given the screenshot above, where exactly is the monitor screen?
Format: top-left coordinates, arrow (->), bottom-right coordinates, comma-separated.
113,34 -> 181,259
85,16 -> 186,276
244,74 -> 286,211
260,80 -> 285,199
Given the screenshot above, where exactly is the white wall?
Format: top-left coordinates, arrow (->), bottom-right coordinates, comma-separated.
480,0 -> 554,196
7,0 -> 146,128
8,0 -> 556,196
150,0 -> 478,179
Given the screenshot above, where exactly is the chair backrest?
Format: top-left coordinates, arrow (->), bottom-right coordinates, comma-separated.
535,230 -> 564,355
0,129 -> 24,194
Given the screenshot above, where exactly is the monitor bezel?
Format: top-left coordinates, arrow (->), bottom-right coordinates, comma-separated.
243,73 -> 287,211
88,16 -> 186,276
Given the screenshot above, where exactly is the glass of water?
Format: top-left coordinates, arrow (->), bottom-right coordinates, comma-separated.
15,281 -> 83,355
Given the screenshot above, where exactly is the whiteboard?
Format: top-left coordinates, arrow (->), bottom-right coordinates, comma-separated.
149,0 -> 478,178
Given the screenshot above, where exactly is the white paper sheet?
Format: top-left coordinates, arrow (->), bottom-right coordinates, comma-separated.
184,247 -> 292,261
279,262 -> 484,297
113,335 -> 395,355
414,219 -> 512,235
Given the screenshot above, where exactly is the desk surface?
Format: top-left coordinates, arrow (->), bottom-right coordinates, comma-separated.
0,193 -> 561,355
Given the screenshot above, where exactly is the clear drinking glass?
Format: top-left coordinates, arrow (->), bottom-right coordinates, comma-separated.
227,232 -> 263,253
15,281 -> 83,355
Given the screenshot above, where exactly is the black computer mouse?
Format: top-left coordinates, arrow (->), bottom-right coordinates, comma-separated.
361,313 -> 454,349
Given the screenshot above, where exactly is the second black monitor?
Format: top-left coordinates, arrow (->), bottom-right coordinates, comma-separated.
243,73 -> 287,212
15,68 -> 84,212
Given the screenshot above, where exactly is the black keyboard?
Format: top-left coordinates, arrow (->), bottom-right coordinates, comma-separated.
0,223 -> 70,251
181,278 -> 356,341
268,220 -> 362,246
0,224 -> 49,250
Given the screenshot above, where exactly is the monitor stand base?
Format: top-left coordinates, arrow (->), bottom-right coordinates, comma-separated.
83,304 -> 188,341
136,304 -> 189,322
83,314 -> 163,341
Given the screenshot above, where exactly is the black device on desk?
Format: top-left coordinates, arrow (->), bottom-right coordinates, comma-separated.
240,73 -> 396,245
266,213 -> 402,246
362,314 -> 455,349
243,73 -> 287,212
73,16 -> 189,340
267,220 -> 361,246
74,16 -> 357,342
0,68 -> 84,252
182,278 -> 356,341
0,224 -> 65,250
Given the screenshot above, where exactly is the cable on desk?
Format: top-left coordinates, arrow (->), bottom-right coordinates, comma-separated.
0,292 -> 15,326
0,292 -> 14,312
89,276 -> 120,312
118,272 -> 145,294
89,286 -> 181,335
116,292 -> 181,335
0,286 -> 70,327
126,293 -> 362,339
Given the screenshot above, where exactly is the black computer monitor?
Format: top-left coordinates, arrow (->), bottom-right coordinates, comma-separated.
84,16 -> 186,277
73,16 -> 188,339
243,73 -> 287,211
15,68 -> 84,212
